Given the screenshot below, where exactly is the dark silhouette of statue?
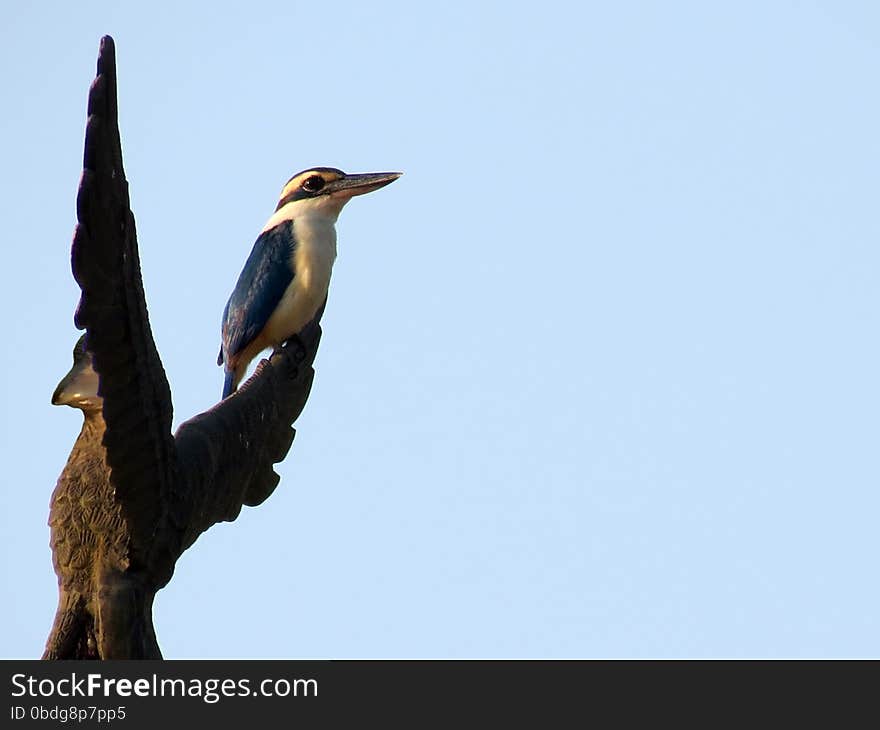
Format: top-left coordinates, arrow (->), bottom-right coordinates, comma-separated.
43,36 -> 321,659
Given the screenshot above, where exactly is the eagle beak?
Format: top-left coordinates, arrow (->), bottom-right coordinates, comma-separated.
52,353 -> 101,408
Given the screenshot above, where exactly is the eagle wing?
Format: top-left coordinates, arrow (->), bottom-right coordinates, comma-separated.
175,316 -> 322,552
70,36 -> 177,578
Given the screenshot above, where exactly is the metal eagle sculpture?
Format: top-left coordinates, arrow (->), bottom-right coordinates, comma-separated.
43,36 -> 322,659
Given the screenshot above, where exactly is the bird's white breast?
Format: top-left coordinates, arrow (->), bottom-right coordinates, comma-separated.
263,214 -> 337,342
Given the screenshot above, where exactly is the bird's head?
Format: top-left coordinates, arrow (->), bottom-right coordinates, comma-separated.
269,167 -> 401,225
52,335 -> 102,412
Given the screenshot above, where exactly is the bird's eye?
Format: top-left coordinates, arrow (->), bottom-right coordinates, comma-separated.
301,175 -> 325,192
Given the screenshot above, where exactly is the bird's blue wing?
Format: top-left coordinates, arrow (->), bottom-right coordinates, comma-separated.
221,221 -> 296,363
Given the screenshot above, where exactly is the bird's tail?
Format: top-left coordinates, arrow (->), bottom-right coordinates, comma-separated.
222,369 -> 237,399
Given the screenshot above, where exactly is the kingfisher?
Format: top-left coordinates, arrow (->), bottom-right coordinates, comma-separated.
218,167 -> 401,398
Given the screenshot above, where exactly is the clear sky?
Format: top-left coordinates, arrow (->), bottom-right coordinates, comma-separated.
2,1 -> 879,658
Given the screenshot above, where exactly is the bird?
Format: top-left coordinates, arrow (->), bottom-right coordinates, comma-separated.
45,37 -> 328,659
218,167 -> 401,398
48,335 -> 160,659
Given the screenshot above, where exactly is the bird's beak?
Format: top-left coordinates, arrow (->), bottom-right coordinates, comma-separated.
52,355 -> 101,408
327,171 -> 402,199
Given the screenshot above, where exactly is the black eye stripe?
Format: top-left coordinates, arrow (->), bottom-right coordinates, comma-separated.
275,172 -> 337,210
301,175 -> 325,192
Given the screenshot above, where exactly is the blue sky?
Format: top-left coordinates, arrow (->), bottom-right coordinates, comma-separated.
2,1 -> 879,657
